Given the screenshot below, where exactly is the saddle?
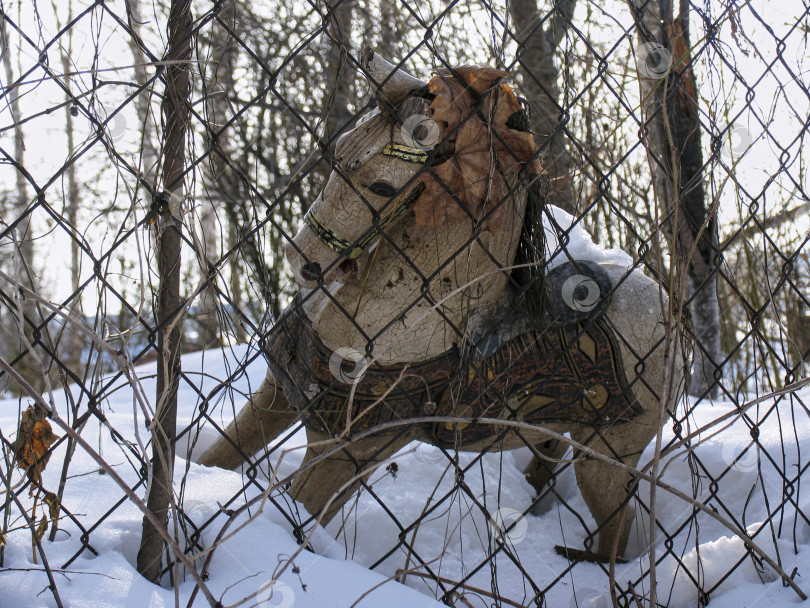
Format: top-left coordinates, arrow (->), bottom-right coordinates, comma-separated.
264,261 -> 642,444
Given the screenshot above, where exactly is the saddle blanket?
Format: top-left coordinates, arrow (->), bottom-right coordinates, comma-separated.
265,264 -> 642,447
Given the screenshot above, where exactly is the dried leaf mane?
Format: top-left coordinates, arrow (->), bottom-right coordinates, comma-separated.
411,66 -> 541,230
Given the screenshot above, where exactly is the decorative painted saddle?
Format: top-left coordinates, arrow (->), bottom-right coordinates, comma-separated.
265,261 -> 642,445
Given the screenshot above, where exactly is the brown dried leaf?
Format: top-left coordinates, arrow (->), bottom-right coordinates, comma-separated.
44,491 -> 60,521
13,405 -> 58,484
413,67 -> 540,230
35,514 -> 48,541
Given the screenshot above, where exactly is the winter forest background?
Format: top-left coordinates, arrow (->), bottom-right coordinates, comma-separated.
0,0 -> 809,607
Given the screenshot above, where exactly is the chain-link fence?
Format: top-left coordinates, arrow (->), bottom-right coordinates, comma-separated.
1,0 -> 809,606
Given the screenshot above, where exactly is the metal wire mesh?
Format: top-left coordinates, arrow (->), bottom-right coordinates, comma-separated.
1,0 -> 809,606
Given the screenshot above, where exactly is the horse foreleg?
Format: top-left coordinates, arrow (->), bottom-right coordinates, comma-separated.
290,428 -> 418,526
524,439 -> 568,512
569,423 -> 652,560
198,370 -> 299,469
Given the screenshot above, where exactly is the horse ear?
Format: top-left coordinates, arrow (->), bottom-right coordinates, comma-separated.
361,47 -> 427,105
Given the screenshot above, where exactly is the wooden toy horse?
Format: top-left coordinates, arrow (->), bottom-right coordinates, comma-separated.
200,49 -> 683,560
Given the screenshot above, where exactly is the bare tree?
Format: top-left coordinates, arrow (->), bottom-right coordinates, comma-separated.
194,0 -> 243,351
136,0 -> 192,582
52,0 -> 84,378
787,259 -> 810,372
509,0 -> 578,215
323,0 -> 358,147
0,11 -> 38,390
125,0 -> 160,185
201,0 -> 285,329
630,0 -> 720,397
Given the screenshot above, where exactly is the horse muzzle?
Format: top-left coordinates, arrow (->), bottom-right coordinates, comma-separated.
286,235 -> 364,288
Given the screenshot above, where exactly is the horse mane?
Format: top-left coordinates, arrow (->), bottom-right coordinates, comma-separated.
512,174 -> 548,324
387,68 -> 547,322
406,67 -> 541,230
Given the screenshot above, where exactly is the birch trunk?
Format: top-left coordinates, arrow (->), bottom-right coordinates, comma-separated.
0,13 -> 38,388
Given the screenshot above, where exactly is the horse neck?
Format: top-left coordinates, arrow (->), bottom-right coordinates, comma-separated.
308,192 -> 527,364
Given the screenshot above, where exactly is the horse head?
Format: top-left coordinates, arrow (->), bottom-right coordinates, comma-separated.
286,49 -> 541,290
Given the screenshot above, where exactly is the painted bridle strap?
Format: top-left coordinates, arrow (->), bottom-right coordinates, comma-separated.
304,182 -> 426,259
303,207 -> 363,260
382,143 -> 429,164
303,143 -> 429,259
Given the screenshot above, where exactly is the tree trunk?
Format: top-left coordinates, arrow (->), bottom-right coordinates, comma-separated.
58,3 -> 83,379
787,264 -> 810,373
48,0 -> 83,543
377,0 -> 398,59
136,0 -> 192,583
206,3 -> 286,326
0,13 -> 38,390
629,0 -> 721,398
324,0 -> 357,147
508,0 -> 578,215
196,1 -> 246,351
125,0 -> 160,185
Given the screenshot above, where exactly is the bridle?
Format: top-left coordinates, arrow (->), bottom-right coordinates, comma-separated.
302,142 -> 429,260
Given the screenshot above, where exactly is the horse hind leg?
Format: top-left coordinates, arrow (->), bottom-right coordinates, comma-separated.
198,370 -> 299,469
568,422 -> 654,560
290,428 -> 418,526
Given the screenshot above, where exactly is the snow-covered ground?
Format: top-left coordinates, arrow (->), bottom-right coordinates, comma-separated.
2,343 -> 809,608
2,208 -> 809,607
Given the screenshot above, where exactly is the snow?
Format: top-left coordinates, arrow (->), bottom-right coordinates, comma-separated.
1,210 -> 809,607
4,354 -> 809,608
544,206 -> 634,270
0,344 -> 444,607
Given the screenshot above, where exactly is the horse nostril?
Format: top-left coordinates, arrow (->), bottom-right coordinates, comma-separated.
300,261 -> 322,282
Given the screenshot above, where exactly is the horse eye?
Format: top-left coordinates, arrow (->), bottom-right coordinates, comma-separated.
365,182 -> 398,198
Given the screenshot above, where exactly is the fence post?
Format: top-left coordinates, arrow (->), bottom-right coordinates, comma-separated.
136,0 -> 192,584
